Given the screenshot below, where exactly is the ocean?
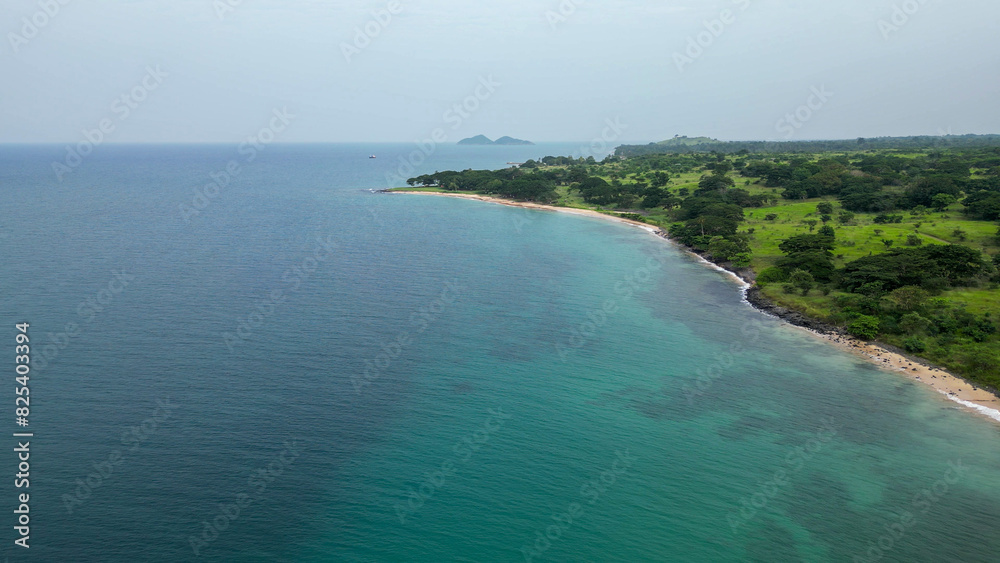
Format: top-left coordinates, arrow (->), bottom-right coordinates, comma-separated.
2,143 -> 999,562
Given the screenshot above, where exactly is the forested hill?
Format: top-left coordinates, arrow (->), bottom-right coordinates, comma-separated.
401,145 -> 1000,389
616,135 -> 1000,157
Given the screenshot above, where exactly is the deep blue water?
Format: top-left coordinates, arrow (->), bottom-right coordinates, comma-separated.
1,144 -> 999,562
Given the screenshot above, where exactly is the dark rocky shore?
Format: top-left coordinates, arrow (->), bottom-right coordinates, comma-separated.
650,229 -> 843,336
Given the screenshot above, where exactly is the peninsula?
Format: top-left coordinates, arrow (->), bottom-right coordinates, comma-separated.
390,135 -> 1000,422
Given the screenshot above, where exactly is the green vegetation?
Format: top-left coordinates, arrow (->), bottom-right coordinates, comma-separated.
404,142 -> 1000,391
616,134 -> 1000,157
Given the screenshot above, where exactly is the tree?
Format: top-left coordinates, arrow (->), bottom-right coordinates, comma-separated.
920,244 -> 987,280
905,234 -> 923,246
777,251 -> 836,281
952,228 -> 967,242
697,173 -> 735,192
838,211 -> 855,224
903,337 -> 926,353
885,286 -> 929,313
731,252 -> 753,269
779,234 -> 835,255
790,269 -> 815,296
839,250 -> 938,293
931,193 -> 956,212
804,219 -> 818,232
899,313 -> 932,335
708,236 -> 741,262
848,315 -> 880,340
882,239 -> 895,250
816,202 -> 834,215
964,191 -> 1000,220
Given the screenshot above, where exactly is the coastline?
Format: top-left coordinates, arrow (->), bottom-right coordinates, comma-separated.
389,189 -> 1000,423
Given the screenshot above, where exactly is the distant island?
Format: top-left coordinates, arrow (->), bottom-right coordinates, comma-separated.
458,135 -> 534,146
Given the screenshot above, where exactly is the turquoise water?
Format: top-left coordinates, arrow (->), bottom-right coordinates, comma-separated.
2,144 -> 999,561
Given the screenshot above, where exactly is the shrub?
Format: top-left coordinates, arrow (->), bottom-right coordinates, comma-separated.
790,269 -> 815,296
905,234 -> 922,246
964,350 -> 999,379
765,213 -> 779,221
874,214 -> 904,224
848,315 -> 881,340
757,267 -> 789,284
903,337 -> 926,353
921,277 -> 950,294
899,312 -> 932,335
732,252 -> 753,269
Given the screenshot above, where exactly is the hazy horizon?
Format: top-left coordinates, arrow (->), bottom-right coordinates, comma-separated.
3,0 -> 998,145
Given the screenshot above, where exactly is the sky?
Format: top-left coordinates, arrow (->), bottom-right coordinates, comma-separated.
1,0 -> 998,144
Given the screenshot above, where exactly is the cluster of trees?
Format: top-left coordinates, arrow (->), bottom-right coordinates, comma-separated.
666,171 -> 759,267
759,228 -> 998,380
734,149 -> 1000,218
522,155 -> 597,168
615,135 -> 1000,157
406,168 -> 559,201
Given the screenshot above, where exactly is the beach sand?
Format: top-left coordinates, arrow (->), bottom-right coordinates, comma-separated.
392,190 -> 1000,424
803,330 -> 1000,422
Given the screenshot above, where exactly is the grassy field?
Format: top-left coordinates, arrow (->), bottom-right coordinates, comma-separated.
533,157 -> 1000,385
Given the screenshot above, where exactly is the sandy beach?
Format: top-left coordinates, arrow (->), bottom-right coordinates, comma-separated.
391,189 -> 1000,424
392,190 -> 660,231
804,330 -> 1000,422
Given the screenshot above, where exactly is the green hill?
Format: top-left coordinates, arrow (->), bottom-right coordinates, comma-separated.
657,136 -> 719,146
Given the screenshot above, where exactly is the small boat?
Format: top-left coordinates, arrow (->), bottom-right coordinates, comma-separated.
369,155 -> 377,159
